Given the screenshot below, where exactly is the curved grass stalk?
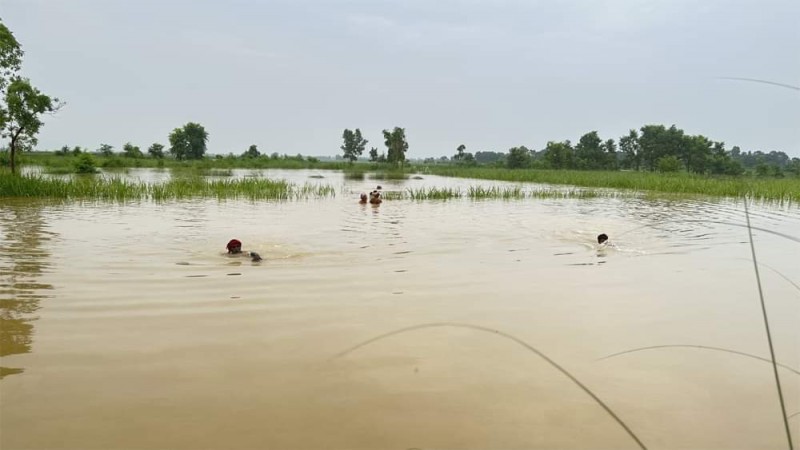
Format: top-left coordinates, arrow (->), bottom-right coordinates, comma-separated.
596,344 -> 800,377
333,322 -> 647,450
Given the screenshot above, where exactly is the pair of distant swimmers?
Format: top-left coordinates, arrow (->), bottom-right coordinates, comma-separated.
226,239 -> 262,262
359,185 -> 382,204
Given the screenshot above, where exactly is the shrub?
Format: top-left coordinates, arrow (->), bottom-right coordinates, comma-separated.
656,156 -> 681,173
74,154 -> 98,174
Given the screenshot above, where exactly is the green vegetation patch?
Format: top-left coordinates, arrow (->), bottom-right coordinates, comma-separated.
0,173 -> 335,202
425,167 -> 800,203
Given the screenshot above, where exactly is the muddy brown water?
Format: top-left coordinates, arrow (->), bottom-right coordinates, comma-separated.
1,170 -> 799,449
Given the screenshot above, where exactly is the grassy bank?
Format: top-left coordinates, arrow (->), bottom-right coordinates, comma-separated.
17,152 -> 389,171
0,173 -> 335,201
424,166 -> 800,203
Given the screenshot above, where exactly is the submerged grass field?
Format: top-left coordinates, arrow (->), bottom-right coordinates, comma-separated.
424,167 -> 800,203
4,161 -> 799,203
1,172 -> 611,202
0,173 -> 335,201
15,152 -> 799,202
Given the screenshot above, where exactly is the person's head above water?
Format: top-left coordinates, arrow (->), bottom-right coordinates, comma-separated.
360,193 -> 368,202
597,233 -> 609,245
226,239 -> 243,254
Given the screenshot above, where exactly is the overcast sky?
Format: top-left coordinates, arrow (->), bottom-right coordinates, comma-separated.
3,0 -> 799,158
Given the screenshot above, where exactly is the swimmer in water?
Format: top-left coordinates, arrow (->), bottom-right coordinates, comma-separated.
359,193 -> 368,204
597,233 -> 609,245
369,190 -> 382,204
226,239 -> 262,262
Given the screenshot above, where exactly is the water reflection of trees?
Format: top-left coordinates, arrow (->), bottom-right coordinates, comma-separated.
0,201 -> 54,379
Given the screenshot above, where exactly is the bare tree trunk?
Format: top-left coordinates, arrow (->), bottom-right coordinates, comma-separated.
9,128 -> 22,175
10,139 -> 17,175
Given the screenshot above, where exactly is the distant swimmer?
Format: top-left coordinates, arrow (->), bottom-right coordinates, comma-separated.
359,193 -> 368,204
597,234 -> 609,245
226,239 -> 263,262
369,190 -> 382,204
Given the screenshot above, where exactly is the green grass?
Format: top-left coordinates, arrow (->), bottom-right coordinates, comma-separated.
18,152 -> 361,171
0,173 -> 335,202
424,166 -> 800,203
406,187 -> 460,200
379,186 -> 604,200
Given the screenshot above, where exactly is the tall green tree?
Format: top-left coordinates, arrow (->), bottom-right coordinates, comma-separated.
341,128 -> 367,163
99,143 -> 115,157
619,129 -> 641,170
0,20 -> 22,95
682,135 -> 712,173
787,158 -> 800,177
708,141 -> 743,175
123,142 -> 143,158
2,79 -> 58,174
382,127 -> 408,166
575,131 -> 605,170
506,145 -> 532,169
147,143 -> 164,159
368,146 -> 379,162
169,122 -> 208,160
543,141 -> 574,169
638,124 -> 686,171
454,144 -> 466,161
243,144 -> 260,158
1,22 -> 59,174
602,138 -> 617,170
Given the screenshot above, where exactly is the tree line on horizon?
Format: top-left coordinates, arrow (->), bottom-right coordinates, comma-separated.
432,125 -> 800,177
22,121 -> 800,178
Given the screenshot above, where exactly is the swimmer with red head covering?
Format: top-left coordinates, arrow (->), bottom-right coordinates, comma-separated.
226,239 -> 262,262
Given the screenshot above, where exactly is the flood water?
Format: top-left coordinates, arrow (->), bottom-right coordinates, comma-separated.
2,169 -> 799,449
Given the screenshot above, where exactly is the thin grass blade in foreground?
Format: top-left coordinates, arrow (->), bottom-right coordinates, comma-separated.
596,344 -> 800,377
333,322 -> 648,450
744,198 -> 794,449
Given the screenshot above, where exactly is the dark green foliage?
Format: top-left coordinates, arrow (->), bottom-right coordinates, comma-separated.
123,142 -> 143,158
169,122 -> 208,160
99,143 -> 114,157
619,130 -> 641,170
452,144 -> 476,166
382,127 -> 408,165
575,131 -> 606,170
506,146 -> 532,169
341,129 -> 368,163
243,144 -> 260,158
2,78 -> 59,173
656,155 -> 681,173
543,141 -> 574,169
368,147 -> 378,162
73,153 -> 97,174
148,143 -> 164,159
453,144 -> 466,161
787,158 -> 800,176
474,151 -> 505,165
